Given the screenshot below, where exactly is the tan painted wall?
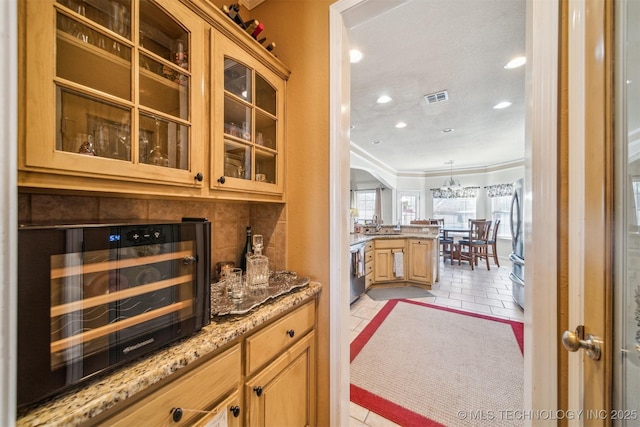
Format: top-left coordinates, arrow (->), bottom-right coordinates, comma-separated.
250,1 -> 333,424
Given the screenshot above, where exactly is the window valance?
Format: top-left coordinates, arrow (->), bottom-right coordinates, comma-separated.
430,186 -> 480,199
486,183 -> 514,198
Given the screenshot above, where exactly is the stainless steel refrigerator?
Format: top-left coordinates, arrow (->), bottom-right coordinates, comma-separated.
509,178 -> 525,309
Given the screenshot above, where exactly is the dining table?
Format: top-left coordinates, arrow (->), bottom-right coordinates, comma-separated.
440,226 -> 472,264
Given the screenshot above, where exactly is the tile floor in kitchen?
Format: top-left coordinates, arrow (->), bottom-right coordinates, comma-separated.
349,258 -> 523,427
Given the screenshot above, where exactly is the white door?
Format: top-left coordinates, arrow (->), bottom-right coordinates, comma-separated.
564,0 -> 639,422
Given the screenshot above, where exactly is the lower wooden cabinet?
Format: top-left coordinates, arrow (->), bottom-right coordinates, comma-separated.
98,344 -> 242,426
408,238 -> 439,285
93,299 -> 317,427
364,241 -> 374,289
373,239 -> 406,283
370,237 -> 439,287
245,331 -> 316,427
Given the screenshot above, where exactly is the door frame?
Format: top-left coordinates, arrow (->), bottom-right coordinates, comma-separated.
329,0 -> 561,423
0,0 -> 18,423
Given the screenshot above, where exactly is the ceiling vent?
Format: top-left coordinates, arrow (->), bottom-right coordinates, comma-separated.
424,90 -> 449,104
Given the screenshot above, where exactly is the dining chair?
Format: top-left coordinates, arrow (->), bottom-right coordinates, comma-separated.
428,218 -> 444,226
486,219 -> 501,267
456,220 -> 491,270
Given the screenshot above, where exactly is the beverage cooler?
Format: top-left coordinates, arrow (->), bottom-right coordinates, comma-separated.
17,219 -> 210,408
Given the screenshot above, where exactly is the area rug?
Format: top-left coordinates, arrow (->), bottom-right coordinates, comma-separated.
351,299 -> 524,427
366,286 -> 435,301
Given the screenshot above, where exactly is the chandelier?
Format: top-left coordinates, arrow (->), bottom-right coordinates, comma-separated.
430,160 -> 480,199
441,160 -> 461,190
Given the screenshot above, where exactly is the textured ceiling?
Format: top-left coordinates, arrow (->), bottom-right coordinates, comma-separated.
345,0 -> 526,173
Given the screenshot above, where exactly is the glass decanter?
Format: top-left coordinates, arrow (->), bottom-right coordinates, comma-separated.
246,234 -> 269,288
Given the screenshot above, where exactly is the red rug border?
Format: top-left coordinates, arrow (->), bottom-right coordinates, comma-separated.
350,299 -> 525,425
351,383 -> 445,427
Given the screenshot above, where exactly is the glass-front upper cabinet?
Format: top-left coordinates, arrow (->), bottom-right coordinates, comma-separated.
20,0 -> 205,190
212,32 -> 287,198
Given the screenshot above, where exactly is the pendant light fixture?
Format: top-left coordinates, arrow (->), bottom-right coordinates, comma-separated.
441,160 -> 461,190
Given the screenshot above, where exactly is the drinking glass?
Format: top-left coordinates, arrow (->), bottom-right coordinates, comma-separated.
226,268 -> 245,300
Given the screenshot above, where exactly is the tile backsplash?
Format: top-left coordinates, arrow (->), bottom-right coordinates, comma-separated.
18,193 -> 287,277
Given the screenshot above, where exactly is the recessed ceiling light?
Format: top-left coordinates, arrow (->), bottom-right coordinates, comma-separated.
372,140 -> 381,145
493,101 -> 512,109
504,56 -> 526,69
441,128 -> 454,133
376,95 -> 392,104
350,49 -> 363,63
395,122 -> 407,128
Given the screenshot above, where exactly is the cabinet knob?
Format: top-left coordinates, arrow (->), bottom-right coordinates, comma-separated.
230,405 -> 241,417
170,407 -> 183,422
217,176 -> 226,184
194,172 -> 203,182
286,329 -> 295,338
253,386 -> 263,396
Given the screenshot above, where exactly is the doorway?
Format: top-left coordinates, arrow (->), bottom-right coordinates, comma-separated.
329,0 -> 561,423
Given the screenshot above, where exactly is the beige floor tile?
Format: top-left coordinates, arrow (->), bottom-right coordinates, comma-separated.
447,292 -> 476,303
350,402 -> 370,422
364,411 -> 402,427
433,296 -> 463,308
461,300 -> 494,314
350,416 -> 370,427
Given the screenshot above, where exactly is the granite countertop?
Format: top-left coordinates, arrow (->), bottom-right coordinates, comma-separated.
17,282 -> 322,427
349,228 -> 440,246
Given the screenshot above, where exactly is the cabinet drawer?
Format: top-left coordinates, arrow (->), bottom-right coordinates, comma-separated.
374,239 -> 406,250
365,250 -> 373,263
365,241 -> 374,252
365,261 -> 373,275
245,300 -> 315,375
104,344 -> 241,426
365,273 -> 373,289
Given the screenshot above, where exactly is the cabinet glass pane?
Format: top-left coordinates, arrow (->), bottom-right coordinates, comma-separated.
255,150 -> 276,184
255,73 -> 276,116
224,141 -> 250,180
57,87 -> 132,160
224,96 -> 251,141
139,0 -> 189,66
139,113 -> 189,170
57,0 -> 132,39
139,54 -> 188,120
224,58 -> 251,102
255,111 -> 276,150
57,12 -> 132,100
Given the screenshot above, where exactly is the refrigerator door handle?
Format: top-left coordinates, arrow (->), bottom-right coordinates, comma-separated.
509,271 -> 525,286
509,253 -> 524,266
509,190 -> 521,252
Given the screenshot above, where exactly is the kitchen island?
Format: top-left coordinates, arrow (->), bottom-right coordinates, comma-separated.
349,224 -> 440,294
17,282 -> 321,427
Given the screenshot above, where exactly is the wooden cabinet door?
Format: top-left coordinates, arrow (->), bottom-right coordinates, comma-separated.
191,392 -> 242,427
245,332 -> 316,427
210,31 -> 287,200
20,0 -> 206,193
373,248 -> 393,282
408,239 -> 434,284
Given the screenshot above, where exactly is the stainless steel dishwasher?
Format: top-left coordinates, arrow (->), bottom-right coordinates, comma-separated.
350,243 -> 366,303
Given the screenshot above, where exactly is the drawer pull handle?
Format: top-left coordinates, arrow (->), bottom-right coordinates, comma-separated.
170,407 -> 183,422
194,172 -> 203,182
253,386 -> 263,396
286,329 -> 295,338
230,405 -> 241,417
